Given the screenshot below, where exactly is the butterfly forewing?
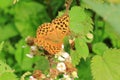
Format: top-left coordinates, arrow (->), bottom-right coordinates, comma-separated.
52,14 -> 70,37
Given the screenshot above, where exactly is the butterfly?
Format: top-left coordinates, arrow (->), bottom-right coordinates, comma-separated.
34,0 -> 72,54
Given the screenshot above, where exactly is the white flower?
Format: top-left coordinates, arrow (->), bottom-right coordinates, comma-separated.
58,56 -> 65,61
62,52 -> 71,62
61,52 -> 70,59
56,62 -> 66,72
63,74 -> 70,78
29,76 -> 37,80
57,52 -> 71,62
26,53 -> 33,58
72,71 -> 78,78
64,77 -> 72,80
63,74 -> 72,80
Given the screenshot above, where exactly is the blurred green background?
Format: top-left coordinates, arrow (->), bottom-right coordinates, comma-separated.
0,0 -> 120,80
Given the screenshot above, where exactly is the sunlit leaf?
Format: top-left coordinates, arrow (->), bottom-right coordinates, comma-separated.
0,60 -> 12,75
0,0 -> 13,9
70,6 -> 93,34
91,49 -> 120,80
70,49 -> 81,66
70,38 -> 89,66
75,38 -> 89,60
0,72 -> 18,80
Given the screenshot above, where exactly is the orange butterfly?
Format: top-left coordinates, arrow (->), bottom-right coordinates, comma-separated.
34,0 -> 72,54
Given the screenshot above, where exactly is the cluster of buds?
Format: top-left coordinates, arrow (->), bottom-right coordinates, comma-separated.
29,51 -> 78,80
25,36 -> 78,80
55,51 -> 78,80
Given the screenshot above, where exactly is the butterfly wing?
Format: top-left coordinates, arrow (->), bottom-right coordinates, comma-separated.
34,0 -> 72,54
43,41 -> 62,54
34,23 -> 63,54
34,23 -> 52,46
51,13 -> 70,40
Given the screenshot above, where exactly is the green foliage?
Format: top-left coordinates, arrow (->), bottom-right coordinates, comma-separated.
0,24 -> 19,41
70,38 -> 89,66
91,49 -> 120,80
0,60 -> 12,74
70,50 -> 81,66
15,39 -> 36,71
13,1 -> 50,38
76,58 -> 92,80
0,0 -> 13,9
0,72 -> 18,80
75,38 -> 89,60
0,60 -> 18,80
0,0 -> 50,41
0,41 -> 4,52
34,56 -> 50,73
92,42 -> 108,55
49,0 -> 64,16
0,0 -> 120,80
83,0 -> 120,34
104,24 -> 120,48
70,6 -> 93,35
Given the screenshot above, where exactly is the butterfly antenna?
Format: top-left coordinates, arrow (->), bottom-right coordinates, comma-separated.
65,0 -> 73,13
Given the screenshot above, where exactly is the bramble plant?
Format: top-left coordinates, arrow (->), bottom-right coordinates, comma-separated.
0,0 -> 120,80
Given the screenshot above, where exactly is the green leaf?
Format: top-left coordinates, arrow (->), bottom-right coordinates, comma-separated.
15,39 -> 34,70
0,60 -> 12,75
0,72 -> 18,80
76,58 -> 92,80
50,0 -> 64,16
0,24 -> 19,41
34,56 -> 50,73
70,49 -> 81,66
14,1 -> 50,38
104,23 -> 120,48
91,49 -> 120,80
0,0 -> 13,9
75,38 -> 89,60
0,60 -> 18,80
83,0 -> 120,34
106,0 -> 120,4
70,38 -> 89,66
63,36 -> 70,53
0,41 -> 4,52
92,42 -> 108,55
69,6 -> 93,35
3,41 -> 16,55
